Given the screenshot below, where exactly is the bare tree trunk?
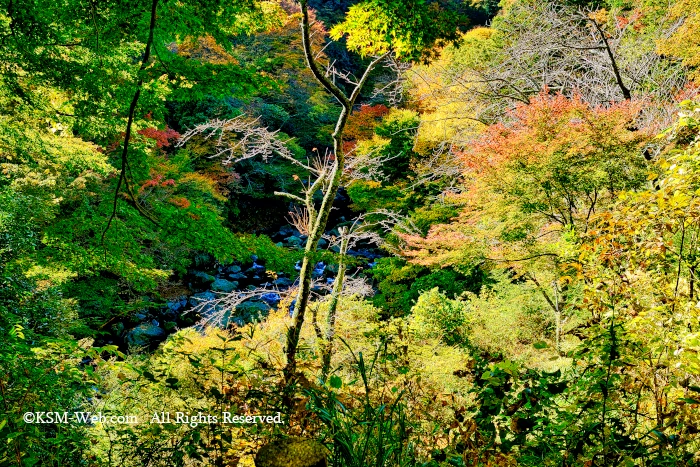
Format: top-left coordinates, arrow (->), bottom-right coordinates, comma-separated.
588,17 -> 631,100
321,233 -> 349,380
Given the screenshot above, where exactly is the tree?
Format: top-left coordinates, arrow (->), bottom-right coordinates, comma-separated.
410,0 -> 688,134
657,0 -> 700,83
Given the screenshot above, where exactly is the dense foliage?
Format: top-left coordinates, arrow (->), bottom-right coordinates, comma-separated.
2,0 -> 700,465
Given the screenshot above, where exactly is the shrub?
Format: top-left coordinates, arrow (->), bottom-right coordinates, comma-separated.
409,287 -> 469,346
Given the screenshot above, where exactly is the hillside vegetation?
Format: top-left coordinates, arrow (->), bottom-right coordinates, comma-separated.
1,0 -> 700,465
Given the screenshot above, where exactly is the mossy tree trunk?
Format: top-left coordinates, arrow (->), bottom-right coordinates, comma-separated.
283,0 -> 385,384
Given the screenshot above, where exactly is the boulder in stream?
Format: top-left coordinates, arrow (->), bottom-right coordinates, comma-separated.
126,322 -> 166,347
273,277 -> 293,287
211,278 -> 238,293
191,271 -> 215,288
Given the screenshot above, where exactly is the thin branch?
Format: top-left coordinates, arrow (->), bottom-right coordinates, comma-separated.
102,0 -> 159,244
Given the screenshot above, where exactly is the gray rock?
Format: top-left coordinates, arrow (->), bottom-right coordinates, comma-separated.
246,262 -> 266,274
278,225 -> 298,237
190,291 -> 216,306
229,272 -> 247,280
189,291 -> 225,324
260,293 -> 281,305
235,301 -> 271,323
273,277 -> 293,287
166,296 -> 188,313
284,236 -> 302,247
192,271 -> 215,286
317,238 -> 329,249
330,245 -> 340,253
312,262 -> 326,278
212,278 -> 238,293
126,323 -> 166,347
226,265 -> 242,274
347,248 -> 383,260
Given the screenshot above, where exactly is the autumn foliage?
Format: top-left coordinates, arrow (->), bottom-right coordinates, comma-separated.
401,92 -> 651,268
137,126 -> 181,148
343,104 -> 390,152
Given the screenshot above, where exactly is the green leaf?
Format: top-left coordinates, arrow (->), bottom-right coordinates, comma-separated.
330,375 -> 343,389
533,341 -> 549,349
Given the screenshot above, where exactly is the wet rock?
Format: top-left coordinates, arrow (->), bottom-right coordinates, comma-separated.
255,437 -> 327,467
284,236 -> 302,247
191,271 -> 216,287
317,238 -> 329,249
273,277 -> 293,287
279,225 -> 298,237
126,323 -> 166,347
347,248 -> 383,260
190,291 -> 216,305
134,311 -> 148,321
189,291 -> 224,324
235,301 -> 271,323
246,262 -> 266,275
166,296 -> 188,313
312,262 -> 326,278
229,272 -> 247,280
260,293 -> 281,306
226,265 -> 242,274
212,278 -> 238,293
